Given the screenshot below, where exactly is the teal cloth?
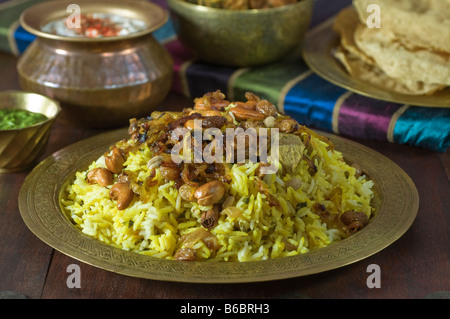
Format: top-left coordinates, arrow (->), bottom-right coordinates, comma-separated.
394,107 -> 450,152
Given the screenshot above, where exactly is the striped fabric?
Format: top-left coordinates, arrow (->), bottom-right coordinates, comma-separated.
1,0 -> 449,152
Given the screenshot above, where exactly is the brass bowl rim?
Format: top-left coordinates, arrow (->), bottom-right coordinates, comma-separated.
0,91 -> 61,132
168,0 -> 313,15
20,0 -> 168,42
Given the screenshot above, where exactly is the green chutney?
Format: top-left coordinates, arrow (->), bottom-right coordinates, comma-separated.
0,109 -> 48,130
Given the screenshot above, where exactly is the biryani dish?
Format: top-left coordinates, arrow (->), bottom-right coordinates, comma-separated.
62,91 -> 374,262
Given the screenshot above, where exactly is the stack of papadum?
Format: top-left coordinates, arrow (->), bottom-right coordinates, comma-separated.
333,0 -> 450,95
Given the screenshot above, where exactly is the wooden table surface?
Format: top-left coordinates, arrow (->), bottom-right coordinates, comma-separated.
0,51 -> 449,301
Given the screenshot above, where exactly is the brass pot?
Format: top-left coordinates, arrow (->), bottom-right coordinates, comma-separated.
17,0 -> 173,128
167,0 -> 314,67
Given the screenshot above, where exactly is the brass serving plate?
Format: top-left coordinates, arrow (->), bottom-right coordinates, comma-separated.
303,17 -> 450,108
19,128 -> 419,283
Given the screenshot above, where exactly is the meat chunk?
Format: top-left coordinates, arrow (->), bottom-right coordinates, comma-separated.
278,133 -> 305,174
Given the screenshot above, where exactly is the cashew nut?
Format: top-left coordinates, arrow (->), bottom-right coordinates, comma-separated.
110,183 -> 134,210
194,180 -> 225,206
105,148 -> 125,174
86,168 -> 113,187
230,106 -> 265,121
234,101 -> 257,110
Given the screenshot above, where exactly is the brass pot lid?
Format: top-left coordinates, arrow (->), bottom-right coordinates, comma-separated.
20,0 -> 168,42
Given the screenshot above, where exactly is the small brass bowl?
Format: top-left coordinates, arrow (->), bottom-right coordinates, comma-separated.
167,0 -> 314,67
17,0 -> 173,128
0,91 -> 60,173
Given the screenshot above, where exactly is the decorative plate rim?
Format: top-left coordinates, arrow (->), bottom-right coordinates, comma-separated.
303,16 -> 450,108
18,128 -> 419,283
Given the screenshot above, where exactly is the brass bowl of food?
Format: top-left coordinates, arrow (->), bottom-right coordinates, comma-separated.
17,0 -> 173,128
0,91 -> 60,173
167,0 -> 314,67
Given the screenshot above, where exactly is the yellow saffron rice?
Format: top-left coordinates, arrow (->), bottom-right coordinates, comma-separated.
61,92 -> 374,262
